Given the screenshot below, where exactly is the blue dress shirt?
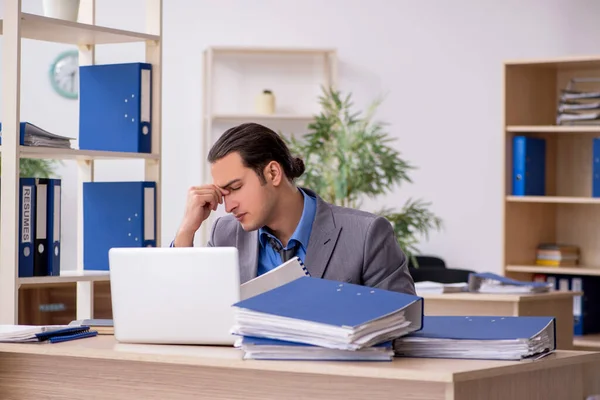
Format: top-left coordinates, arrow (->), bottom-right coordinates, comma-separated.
257,188 -> 317,276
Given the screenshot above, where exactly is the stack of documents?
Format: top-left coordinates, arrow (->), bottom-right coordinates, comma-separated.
0,324 -> 97,343
393,316 -> 556,361
236,336 -> 394,361
415,281 -> 467,295
468,272 -> 551,294
240,257 -> 309,300
0,122 -> 73,148
231,276 -> 423,352
556,78 -> 600,125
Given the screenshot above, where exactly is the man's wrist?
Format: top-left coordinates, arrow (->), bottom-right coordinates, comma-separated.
174,229 -> 195,247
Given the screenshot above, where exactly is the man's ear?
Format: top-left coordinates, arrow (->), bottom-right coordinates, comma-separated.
263,161 -> 283,186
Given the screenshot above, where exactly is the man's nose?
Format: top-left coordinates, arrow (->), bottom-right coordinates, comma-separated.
224,197 -> 236,213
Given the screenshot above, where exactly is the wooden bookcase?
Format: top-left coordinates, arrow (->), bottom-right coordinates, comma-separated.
0,0 -> 162,324
502,55 -> 600,350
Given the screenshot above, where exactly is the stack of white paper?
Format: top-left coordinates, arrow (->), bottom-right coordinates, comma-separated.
236,337 -> 394,361
414,281 -> 467,295
0,325 -> 70,343
240,257 -> 308,300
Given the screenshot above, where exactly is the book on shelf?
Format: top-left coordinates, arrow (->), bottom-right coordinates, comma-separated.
0,121 -> 73,148
535,243 -> 580,267
393,315 -> 556,361
230,276 -> 423,351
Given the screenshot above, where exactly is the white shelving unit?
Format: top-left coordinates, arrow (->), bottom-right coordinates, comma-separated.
200,46 -> 337,244
0,0 -> 163,324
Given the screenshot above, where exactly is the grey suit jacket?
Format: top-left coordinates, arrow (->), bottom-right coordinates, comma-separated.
206,188 -> 416,295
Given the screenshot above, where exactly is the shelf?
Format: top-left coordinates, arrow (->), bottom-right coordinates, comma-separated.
506,125 -> 600,133
11,146 -> 160,161
209,46 -> 336,55
211,113 -> 315,122
506,196 -> 600,204
0,13 -> 159,45
0,146 -> 159,161
18,271 -> 109,287
506,265 -> 600,276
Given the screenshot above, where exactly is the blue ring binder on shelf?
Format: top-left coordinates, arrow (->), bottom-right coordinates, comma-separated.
35,326 -> 98,343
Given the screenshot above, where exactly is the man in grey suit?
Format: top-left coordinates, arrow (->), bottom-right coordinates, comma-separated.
173,122 -> 416,295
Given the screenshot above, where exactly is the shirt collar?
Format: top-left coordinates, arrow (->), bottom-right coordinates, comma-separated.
259,188 -> 316,250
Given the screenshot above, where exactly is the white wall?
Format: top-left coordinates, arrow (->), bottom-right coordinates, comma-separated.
2,0 -> 600,274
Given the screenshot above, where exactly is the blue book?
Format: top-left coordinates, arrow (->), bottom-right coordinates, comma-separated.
231,276 -> 423,350
238,336 -> 394,361
394,316 -> 556,360
512,136 -> 546,196
79,62 -> 152,153
18,178 -> 36,277
83,181 -> 156,271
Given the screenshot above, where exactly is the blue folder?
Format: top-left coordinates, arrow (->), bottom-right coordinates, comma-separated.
231,276 -> 423,350
409,316 -> 555,341
18,178 -> 36,277
83,181 -> 156,271
233,276 -> 423,329
512,136 -> 546,196
79,62 -> 152,153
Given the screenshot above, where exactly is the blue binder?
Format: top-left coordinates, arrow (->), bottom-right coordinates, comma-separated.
33,178 -> 49,277
593,138 -> 600,197
83,181 -> 156,271
394,316 -> 556,360
79,62 -> 152,153
512,136 -> 546,196
18,178 -> 36,277
46,179 -> 61,276
231,276 -> 423,349
409,316 -> 555,341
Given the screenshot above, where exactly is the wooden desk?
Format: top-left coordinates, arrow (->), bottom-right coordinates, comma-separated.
0,336 -> 598,399
421,291 -> 578,350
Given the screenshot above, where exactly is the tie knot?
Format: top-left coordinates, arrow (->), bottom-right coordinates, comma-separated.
268,237 -> 298,263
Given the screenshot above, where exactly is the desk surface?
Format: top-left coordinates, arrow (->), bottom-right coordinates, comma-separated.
421,290 -> 581,302
0,335 -> 597,384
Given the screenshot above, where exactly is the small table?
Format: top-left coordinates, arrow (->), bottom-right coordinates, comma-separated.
421,291 -> 580,349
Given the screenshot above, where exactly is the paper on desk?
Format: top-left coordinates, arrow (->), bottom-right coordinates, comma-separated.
0,325 -> 70,342
240,256 -> 309,300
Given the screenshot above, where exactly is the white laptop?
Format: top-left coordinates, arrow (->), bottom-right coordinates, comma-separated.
108,246 -> 241,346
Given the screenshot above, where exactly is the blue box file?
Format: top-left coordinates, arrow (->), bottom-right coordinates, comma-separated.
83,181 -> 156,271
79,62 -> 152,153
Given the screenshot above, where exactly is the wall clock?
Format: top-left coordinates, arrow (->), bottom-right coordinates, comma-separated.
49,50 -> 79,99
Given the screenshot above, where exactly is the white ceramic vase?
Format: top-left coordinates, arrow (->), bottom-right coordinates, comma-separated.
42,0 -> 80,22
255,89 -> 275,115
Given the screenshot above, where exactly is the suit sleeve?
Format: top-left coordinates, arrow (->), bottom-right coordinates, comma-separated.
206,217 -> 221,247
361,216 -> 416,295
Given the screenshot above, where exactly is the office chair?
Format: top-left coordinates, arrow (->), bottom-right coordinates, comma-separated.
409,267 -> 474,284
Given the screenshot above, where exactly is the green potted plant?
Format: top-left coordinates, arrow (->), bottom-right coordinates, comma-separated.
285,87 -> 442,266
0,158 -> 59,178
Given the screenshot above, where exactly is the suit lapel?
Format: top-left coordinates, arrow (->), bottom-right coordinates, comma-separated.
236,225 -> 258,283
303,189 -> 341,278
